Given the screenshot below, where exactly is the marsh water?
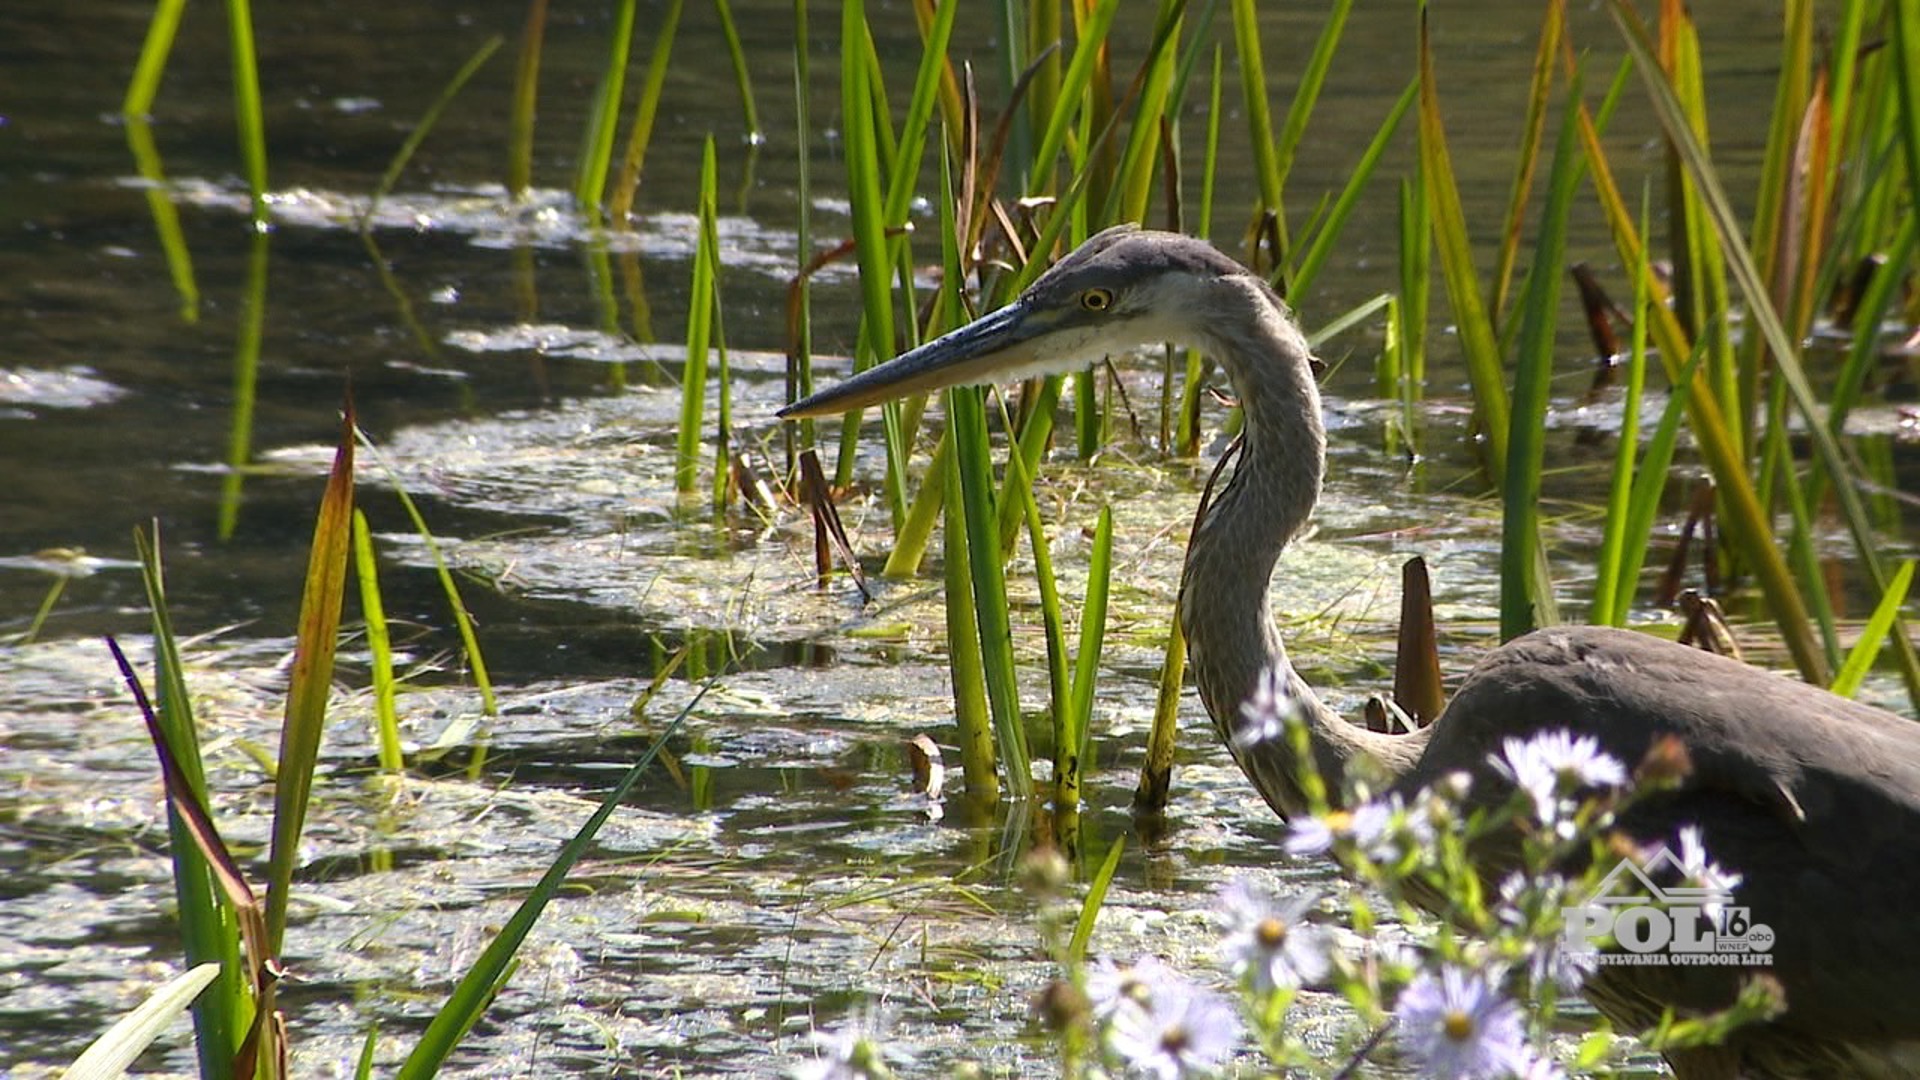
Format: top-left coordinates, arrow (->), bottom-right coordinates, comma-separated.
1,2 -> 1914,1076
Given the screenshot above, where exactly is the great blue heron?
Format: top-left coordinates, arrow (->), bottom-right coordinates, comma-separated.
778,225 -> 1920,1078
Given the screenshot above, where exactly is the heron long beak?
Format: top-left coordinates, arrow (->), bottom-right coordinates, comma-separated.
776,299 -> 1043,419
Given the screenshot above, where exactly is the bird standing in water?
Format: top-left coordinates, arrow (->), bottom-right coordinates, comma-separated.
778,225 -> 1920,1079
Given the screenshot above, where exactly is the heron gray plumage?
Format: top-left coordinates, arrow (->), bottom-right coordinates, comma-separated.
777,224 -> 1920,1078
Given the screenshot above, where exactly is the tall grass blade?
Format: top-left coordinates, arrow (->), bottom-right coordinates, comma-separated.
60,963 -> 220,1080
1135,619 -> 1185,813
217,233 -> 270,541
133,526 -> 246,1080
222,0 -> 269,225
1229,0 -> 1280,218
1591,197 -> 1654,627
1028,0 -> 1121,197
351,510 -> 403,774
710,0 -> 761,141
835,0 -> 904,513
574,0 -> 637,217
1068,506 -> 1112,771
122,119 -> 199,323
395,686 -> 707,1079
363,36 -> 503,230
1487,1 -> 1561,326
677,136 -> 719,494
265,400 -> 356,954
950,386 -> 1032,798
1610,340 -> 1708,627
609,0 -> 683,223
506,0 -> 548,198
1006,447 -> 1073,808
1499,71 -> 1584,639
1068,835 -> 1125,964
1289,79 -> 1414,301
1417,9 -> 1508,480
123,0 -> 186,118
357,433 -> 498,715
1271,0 -> 1352,213
1832,561 -> 1916,700
787,0 -> 816,461
942,440 -> 999,803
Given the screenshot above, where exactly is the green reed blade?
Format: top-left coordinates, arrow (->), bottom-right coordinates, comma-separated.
951,385 -> 1032,797
1272,0 -> 1352,208
1070,506 -> 1112,769
133,526 -> 246,1080
507,0 -> 548,197
1833,561 -> 1916,700
1006,437 -> 1073,808
997,374 -> 1062,557
609,0 -> 682,223
788,0 -> 817,460
883,0 -> 958,224
1888,0 -> 1920,231
885,430 -> 949,579
1068,834 -> 1125,964
705,176 -> 733,512
1487,1 -> 1560,327
942,436 -> 1000,803
1028,0 -> 1121,193
574,0 -> 636,217
265,401 -> 355,954
1026,1 -> 1063,177
1591,196 -> 1652,627
1417,10 -> 1508,480
352,509 -> 403,773
1108,0 -> 1183,226
356,433 -> 498,716
354,1023 -> 379,1080
1610,338 -> 1707,628
677,136 -> 718,494
396,686 -> 705,1079
1739,0 -> 1810,367
710,0 -> 761,140
1499,70 -> 1583,640
1198,42 -> 1223,239
1135,615 -> 1185,814
217,231 -> 268,541
835,0 -> 902,510
1229,0 -> 1280,216
364,36 -> 503,231
222,0 -> 268,224
122,118 -> 200,323
123,0 -> 186,117
1291,78 -> 1414,301
1395,167 -> 1430,403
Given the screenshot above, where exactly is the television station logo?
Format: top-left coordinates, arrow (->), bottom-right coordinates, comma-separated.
1563,843 -> 1774,967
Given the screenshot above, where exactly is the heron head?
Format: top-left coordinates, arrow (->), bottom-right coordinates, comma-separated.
777,224 -> 1266,419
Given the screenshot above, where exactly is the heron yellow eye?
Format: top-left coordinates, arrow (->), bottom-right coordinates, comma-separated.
1080,287 -> 1114,312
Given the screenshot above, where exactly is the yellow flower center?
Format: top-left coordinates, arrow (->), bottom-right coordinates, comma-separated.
1442,1008 -> 1474,1042
1255,916 -> 1288,949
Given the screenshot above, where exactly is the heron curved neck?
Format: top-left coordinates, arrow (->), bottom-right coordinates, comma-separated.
1177,281 -> 1426,818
